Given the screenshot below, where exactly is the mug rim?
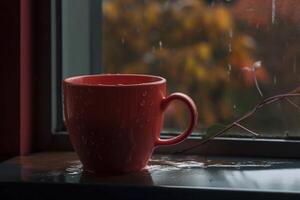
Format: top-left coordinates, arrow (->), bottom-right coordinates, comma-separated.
64,74 -> 166,87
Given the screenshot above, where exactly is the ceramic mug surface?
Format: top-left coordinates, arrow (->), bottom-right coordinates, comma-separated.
63,74 -> 198,175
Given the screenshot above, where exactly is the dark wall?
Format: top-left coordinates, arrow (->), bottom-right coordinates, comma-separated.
0,0 -> 21,160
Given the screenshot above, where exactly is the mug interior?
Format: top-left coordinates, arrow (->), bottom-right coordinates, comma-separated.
64,74 -> 165,86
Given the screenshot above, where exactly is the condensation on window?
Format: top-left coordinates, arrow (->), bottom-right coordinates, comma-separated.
103,0 -> 300,138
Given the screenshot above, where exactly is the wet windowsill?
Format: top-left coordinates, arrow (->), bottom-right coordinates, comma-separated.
1,152 -> 300,199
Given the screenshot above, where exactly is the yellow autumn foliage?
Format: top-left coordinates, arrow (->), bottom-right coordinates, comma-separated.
103,0 -> 269,128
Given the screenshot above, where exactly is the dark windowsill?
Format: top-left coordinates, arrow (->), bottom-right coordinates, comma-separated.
1,152 -> 300,199
50,133 -> 300,158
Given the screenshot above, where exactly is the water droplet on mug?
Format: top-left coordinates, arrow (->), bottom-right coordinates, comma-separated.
142,91 -> 148,97
140,100 -> 146,107
135,118 -> 141,123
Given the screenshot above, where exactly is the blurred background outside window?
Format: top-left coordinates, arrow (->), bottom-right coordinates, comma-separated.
62,0 -> 300,138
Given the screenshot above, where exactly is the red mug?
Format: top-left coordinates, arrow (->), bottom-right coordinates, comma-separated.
63,74 -> 198,175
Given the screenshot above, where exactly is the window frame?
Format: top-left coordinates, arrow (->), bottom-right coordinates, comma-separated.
34,0 -> 300,158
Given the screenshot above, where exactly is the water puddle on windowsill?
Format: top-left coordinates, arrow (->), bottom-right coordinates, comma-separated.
146,156 -> 293,172
65,160 -> 83,175
63,155 -> 293,176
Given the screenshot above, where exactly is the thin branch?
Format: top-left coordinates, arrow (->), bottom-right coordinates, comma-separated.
253,70 -> 264,97
285,98 -> 300,111
233,122 -> 259,136
243,61 -> 264,97
176,92 -> 300,154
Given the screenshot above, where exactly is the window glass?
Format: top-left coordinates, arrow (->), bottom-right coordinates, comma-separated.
64,0 -> 300,138
61,0 -> 300,137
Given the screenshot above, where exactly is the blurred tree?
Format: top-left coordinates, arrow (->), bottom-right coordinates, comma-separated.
103,0 -> 269,129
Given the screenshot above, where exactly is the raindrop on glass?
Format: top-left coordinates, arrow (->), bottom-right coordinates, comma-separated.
152,46 -> 156,52
159,41 -> 163,49
273,76 -> 277,84
229,29 -> 233,38
228,64 -> 232,71
293,58 -> 297,73
272,0 -> 276,24
163,0 -> 170,10
228,43 -> 232,52
284,131 -> 289,137
136,27 -> 141,33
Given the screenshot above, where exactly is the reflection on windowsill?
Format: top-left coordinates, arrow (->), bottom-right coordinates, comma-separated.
1,151 -> 300,193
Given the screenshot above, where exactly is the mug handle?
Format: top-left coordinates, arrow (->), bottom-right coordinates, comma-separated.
155,92 -> 198,146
